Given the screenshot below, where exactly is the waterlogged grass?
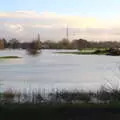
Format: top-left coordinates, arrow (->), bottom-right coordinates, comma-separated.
57,50 -> 108,55
57,51 -> 95,55
57,48 -> 120,56
0,56 -> 22,59
56,48 -> 109,55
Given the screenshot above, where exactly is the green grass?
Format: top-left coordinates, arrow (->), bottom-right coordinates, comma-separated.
0,56 -> 22,59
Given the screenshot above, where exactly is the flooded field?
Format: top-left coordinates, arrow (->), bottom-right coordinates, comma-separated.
0,49 -> 120,92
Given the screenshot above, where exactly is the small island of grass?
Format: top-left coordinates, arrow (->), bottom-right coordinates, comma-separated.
56,48 -> 120,56
0,56 -> 22,59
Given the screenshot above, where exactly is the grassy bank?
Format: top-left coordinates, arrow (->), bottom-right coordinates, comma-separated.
1,87 -> 120,104
1,88 -> 120,120
56,48 -> 120,56
56,48 -> 107,55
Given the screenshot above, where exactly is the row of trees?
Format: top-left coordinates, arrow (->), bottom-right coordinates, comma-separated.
0,38 -> 120,50
42,39 -> 120,49
0,38 -> 41,50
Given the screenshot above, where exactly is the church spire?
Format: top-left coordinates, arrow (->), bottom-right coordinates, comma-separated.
37,33 -> 41,49
38,33 -> 40,41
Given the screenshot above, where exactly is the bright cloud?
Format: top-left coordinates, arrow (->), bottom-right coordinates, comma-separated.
0,11 -> 120,41
5,24 -> 24,32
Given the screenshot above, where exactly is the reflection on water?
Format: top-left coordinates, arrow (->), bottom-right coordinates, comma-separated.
0,49 -> 120,92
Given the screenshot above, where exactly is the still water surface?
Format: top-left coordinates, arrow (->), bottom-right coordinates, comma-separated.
0,49 -> 120,92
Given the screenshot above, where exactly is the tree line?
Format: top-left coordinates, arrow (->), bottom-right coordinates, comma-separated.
0,38 -> 120,50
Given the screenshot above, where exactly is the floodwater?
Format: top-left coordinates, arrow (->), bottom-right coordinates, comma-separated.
0,49 -> 120,92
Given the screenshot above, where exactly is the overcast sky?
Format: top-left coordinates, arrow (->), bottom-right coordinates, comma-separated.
1,0 -> 120,42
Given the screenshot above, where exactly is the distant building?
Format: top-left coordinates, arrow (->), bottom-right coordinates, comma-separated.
0,39 -> 4,49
